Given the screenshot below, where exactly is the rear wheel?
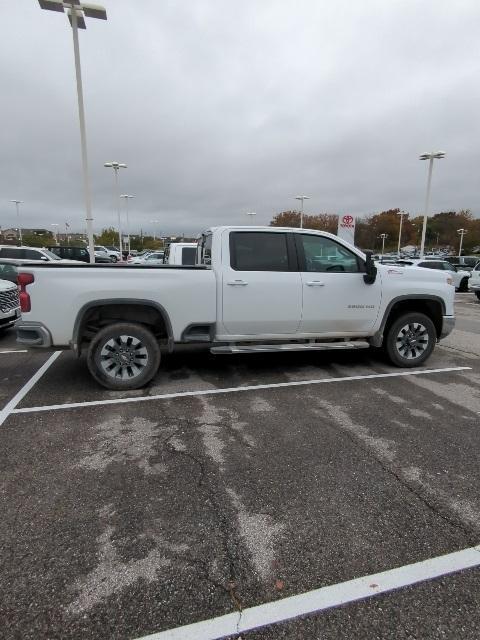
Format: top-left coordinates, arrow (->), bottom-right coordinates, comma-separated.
110,255 -> 118,263
87,322 -> 160,390
476,292 -> 480,301
384,312 -> 436,368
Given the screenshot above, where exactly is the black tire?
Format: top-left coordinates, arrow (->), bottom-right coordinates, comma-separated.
384,312 -> 436,368
458,277 -> 469,292
110,255 -> 118,263
87,322 -> 160,390
476,292 -> 480,301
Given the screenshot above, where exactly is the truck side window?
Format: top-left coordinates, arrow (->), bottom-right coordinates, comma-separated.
300,234 -> 360,273
230,232 -> 289,271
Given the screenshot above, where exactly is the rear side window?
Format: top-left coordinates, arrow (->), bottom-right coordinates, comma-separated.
419,261 -> 441,269
0,248 -> 24,259
230,232 -> 290,271
24,249 -> 42,260
182,247 -> 196,265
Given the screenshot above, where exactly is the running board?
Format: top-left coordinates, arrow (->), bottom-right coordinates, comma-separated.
210,341 -> 370,354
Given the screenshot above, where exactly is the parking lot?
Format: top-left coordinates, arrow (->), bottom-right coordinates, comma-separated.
1,293 -> 480,640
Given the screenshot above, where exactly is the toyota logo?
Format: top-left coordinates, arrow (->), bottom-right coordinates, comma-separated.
342,215 -> 354,225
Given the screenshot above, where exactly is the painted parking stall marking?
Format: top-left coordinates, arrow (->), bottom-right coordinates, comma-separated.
10,366 -> 472,415
135,545 -> 480,640
0,350 -> 62,427
0,349 -> 28,354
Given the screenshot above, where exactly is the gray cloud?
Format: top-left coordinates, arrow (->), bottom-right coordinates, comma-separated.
1,0 -> 479,236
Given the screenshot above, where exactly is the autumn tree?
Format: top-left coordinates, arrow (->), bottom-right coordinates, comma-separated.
270,211 -> 337,233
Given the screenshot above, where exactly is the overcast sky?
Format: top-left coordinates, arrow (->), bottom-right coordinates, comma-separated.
1,0 -> 479,236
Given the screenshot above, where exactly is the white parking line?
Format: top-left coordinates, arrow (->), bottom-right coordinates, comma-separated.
135,545 -> 480,640
0,351 -> 62,427
10,366 -> 471,415
0,349 -> 28,354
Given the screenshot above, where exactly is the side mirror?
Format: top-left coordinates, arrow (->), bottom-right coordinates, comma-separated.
363,251 -> 377,284
40,256 -> 48,261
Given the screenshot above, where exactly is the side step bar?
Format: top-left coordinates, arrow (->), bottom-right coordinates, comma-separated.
210,341 -> 370,355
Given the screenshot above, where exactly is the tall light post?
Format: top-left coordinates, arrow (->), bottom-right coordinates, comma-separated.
295,195 -> 310,229
38,1 -> 107,264
120,194 -> 135,255
10,200 -> 23,245
396,210 -> 406,257
51,223 -> 59,245
246,211 -> 256,223
104,162 -> 127,254
150,219 -> 160,242
379,233 -> 388,259
457,228 -> 467,257
419,151 -> 445,258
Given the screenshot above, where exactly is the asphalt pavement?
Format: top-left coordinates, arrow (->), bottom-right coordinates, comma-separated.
1,293 -> 479,640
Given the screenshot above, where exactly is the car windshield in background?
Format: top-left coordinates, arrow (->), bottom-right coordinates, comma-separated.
42,249 -> 62,260
0,262 -> 18,284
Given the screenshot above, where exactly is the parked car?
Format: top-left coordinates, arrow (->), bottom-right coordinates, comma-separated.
90,246 -> 122,262
47,246 -> 113,263
15,226 -> 455,390
129,251 -> 165,265
164,242 -> 197,265
445,256 -> 480,272
0,245 -> 83,264
0,277 -> 20,334
469,261 -> 480,300
396,258 -> 470,292
0,261 -> 18,284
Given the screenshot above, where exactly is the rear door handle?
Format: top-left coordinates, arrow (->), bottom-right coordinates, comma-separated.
306,281 -> 325,286
227,280 -> 248,286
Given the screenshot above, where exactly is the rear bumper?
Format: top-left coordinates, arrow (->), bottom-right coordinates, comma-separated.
440,315 -> 455,339
16,321 -> 53,347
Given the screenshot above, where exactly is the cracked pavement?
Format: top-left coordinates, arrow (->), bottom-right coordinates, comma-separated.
0,293 -> 480,639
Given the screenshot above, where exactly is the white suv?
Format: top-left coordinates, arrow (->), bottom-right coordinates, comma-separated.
397,258 -> 470,292
469,261 -> 480,300
0,245 -> 83,263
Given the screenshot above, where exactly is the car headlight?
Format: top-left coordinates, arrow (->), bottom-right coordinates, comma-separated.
446,277 -> 454,285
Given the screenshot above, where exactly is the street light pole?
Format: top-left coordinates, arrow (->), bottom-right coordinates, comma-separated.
295,195 -> 310,229
104,162 -> 127,255
246,212 -> 256,223
419,151 -> 445,258
37,1 -> 108,264
396,210 -> 406,257
457,228 -> 467,257
10,200 -> 23,245
150,219 -> 159,242
120,194 -> 135,255
379,233 -> 388,259
51,223 -> 59,245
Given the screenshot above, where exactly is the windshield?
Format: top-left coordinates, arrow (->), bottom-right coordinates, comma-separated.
42,249 -> 62,260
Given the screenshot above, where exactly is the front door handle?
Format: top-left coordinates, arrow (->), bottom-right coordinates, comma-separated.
227,280 -> 248,286
306,281 -> 325,286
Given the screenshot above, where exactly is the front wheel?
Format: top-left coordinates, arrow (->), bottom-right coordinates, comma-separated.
384,312 -> 436,368
87,322 -> 161,390
476,292 -> 480,301
458,277 -> 469,292
110,255 -> 118,263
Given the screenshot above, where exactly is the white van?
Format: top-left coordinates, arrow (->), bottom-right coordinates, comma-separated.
164,242 -> 197,265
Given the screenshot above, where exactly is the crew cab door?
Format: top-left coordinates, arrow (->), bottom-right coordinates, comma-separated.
221,231 -> 302,336
296,233 -> 381,333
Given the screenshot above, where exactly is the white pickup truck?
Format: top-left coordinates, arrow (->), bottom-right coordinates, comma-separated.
15,226 -> 455,389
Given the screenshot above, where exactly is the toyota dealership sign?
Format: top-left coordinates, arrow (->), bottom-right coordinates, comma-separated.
337,214 -> 356,245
